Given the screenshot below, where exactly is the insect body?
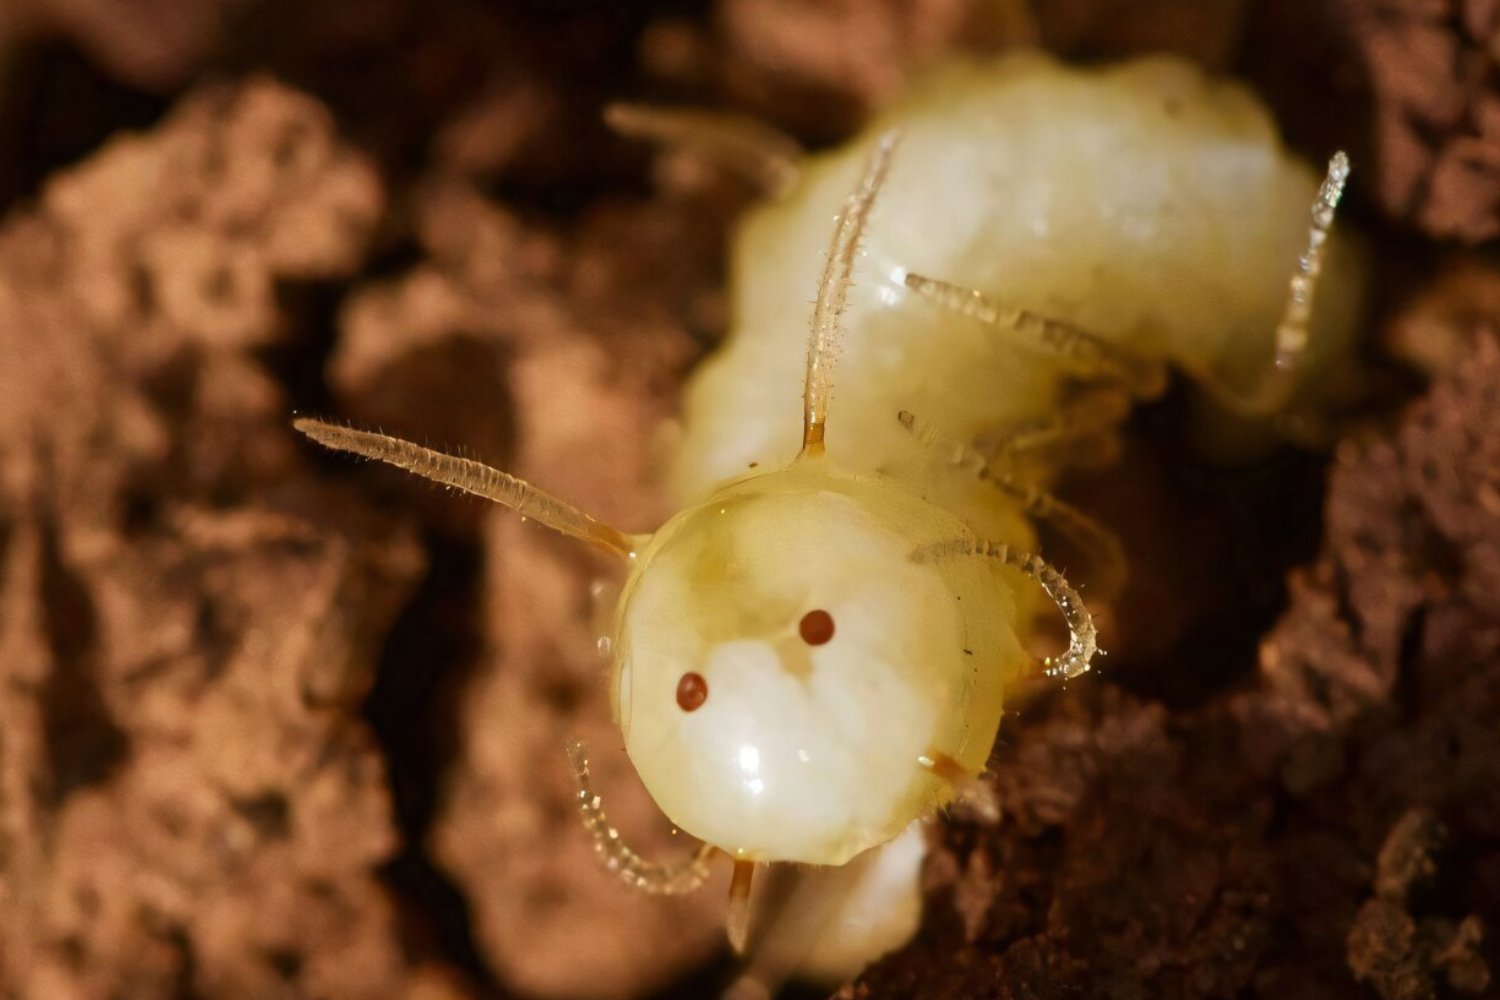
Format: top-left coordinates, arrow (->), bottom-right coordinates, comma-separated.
295,134 -> 1102,944
296,52 -> 1356,968
671,54 -> 1363,512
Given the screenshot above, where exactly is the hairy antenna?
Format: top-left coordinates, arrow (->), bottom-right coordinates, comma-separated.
294,418 -> 637,559
566,741 -> 715,895
801,132 -> 899,456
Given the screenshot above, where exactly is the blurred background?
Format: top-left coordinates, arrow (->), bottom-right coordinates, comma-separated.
0,1 -> 1496,997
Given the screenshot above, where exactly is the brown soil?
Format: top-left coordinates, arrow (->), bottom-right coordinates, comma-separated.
0,2 -> 1494,998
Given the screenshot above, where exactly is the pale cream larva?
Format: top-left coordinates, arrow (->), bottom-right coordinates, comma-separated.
294,136 -> 1101,946
667,55 -> 1363,521
294,52 -> 1358,991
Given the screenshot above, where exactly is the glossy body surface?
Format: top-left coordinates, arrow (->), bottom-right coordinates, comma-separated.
614,456 -> 1024,864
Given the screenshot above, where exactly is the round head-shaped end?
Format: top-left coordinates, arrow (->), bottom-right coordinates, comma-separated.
613,461 -> 1025,865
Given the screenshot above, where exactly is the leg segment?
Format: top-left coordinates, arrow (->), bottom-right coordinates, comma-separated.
727,859 -> 756,955
604,103 -> 803,196
898,410 -> 1126,597
902,272 -> 1168,398
565,740 -> 714,895
982,385 -> 1132,473
1200,152 -> 1351,416
918,748 -> 1000,822
913,539 -> 1099,680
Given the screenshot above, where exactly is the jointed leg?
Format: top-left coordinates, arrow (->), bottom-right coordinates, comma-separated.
913,539 -> 1099,680
918,748 -> 1000,822
727,859 -> 756,955
1200,152 -> 1351,416
604,103 -> 803,196
982,386 -> 1131,474
902,272 -> 1168,398
565,740 -> 715,895
894,407 -> 1122,599
899,410 -> 1126,598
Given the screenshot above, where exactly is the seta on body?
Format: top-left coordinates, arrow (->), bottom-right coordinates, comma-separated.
296,51 -> 1361,988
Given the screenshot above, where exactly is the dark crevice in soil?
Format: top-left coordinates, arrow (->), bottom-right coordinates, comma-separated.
0,42 -> 169,213
365,532 -> 501,995
1069,388 -> 1330,710
264,240 -> 501,991
262,280 -> 353,423
1394,605 -> 1428,723
222,0 -> 716,200
35,507 -> 130,804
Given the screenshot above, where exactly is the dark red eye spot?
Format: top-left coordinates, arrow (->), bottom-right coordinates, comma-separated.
799,609 -> 835,646
676,672 -> 709,712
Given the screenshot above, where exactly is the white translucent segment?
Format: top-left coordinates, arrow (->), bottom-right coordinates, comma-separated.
796,820 -> 927,982
727,820 -> 928,995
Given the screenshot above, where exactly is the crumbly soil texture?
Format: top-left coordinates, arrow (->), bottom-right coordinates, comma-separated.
0,1 -> 1496,998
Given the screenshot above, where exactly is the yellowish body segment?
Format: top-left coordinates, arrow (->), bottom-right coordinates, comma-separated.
617,458 -> 1022,865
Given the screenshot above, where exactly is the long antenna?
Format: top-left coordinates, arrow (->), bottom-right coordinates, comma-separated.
294,418 -> 637,559
800,132 -> 899,457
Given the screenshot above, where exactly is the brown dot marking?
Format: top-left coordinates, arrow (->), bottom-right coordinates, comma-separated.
799,609 -> 835,646
676,671 -> 709,712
